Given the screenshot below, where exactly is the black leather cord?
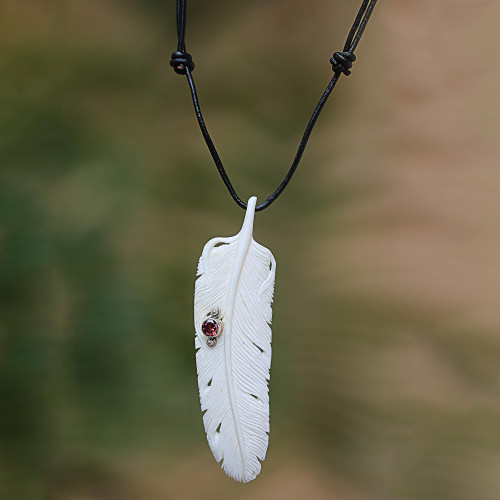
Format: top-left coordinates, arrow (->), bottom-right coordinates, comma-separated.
171,0 -> 379,212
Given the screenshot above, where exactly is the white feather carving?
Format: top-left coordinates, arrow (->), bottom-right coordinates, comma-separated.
194,196 -> 276,483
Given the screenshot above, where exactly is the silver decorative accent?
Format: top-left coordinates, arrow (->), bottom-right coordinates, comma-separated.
207,338 -> 217,347
209,308 -> 220,318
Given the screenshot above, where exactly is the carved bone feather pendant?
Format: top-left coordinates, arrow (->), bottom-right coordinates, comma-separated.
194,196 -> 276,483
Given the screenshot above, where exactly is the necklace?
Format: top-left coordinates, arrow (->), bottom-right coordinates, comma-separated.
171,0 -> 379,483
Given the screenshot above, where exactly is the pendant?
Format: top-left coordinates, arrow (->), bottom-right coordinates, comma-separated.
194,196 -> 276,483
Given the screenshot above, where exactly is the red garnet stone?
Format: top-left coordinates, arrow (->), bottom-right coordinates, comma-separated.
202,318 -> 219,337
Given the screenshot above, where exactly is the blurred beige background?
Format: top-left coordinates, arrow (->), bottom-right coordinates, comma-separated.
0,1 -> 499,499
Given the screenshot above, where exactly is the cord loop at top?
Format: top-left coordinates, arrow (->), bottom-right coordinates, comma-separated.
173,0 -> 378,211
170,51 -> 195,75
330,51 -> 356,76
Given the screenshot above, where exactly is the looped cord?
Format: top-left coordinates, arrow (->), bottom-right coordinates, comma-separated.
170,50 -> 195,75
331,51 -> 356,76
172,0 -> 378,212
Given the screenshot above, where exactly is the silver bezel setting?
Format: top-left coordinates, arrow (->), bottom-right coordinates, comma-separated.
202,308 -> 223,347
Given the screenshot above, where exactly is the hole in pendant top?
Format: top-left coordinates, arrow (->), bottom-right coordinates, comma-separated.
202,318 -> 220,337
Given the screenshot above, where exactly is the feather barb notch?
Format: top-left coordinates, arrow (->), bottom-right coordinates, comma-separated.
194,196 -> 276,482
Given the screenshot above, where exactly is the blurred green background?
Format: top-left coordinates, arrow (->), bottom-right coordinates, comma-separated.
1,1 -> 500,499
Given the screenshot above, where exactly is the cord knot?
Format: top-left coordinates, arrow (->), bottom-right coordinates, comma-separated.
170,51 -> 195,75
330,51 -> 356,76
